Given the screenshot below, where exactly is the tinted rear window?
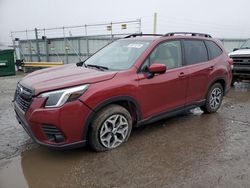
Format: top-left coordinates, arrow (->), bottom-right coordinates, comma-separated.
184,40 -> 208,65
205,40 -> 223,59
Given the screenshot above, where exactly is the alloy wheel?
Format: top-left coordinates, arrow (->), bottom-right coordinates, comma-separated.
99,114 -> 129,149
209,87 -> 222,110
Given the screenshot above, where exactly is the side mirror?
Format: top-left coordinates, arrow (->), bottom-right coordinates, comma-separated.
233,48 -> 239,52
148,63 -> 166,74
147,63 -> 166,79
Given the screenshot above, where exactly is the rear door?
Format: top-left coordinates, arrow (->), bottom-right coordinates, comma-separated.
137,40 -> 188,119
183,39 -> 212,103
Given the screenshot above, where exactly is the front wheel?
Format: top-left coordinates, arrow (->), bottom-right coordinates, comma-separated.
89,104 -> 132,151
201,83 -> 223,113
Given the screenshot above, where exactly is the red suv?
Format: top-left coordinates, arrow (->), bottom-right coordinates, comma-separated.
14,32 -> 232,151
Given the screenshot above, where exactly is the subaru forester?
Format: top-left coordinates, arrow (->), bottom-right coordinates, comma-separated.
14,32 -> 233,151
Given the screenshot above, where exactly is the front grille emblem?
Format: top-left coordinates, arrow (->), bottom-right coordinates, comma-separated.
243,59 -> 249,63
18,87 -> 23,95
15,84 -> 33,112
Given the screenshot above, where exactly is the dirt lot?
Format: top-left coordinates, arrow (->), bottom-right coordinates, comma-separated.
0,75 -> 249,188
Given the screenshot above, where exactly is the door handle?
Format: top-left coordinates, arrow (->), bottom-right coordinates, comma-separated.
179,72 -> 185,78
209,66 -> 214,70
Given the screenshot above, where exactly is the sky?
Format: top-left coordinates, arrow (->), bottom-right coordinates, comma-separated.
0,0 -> 250,45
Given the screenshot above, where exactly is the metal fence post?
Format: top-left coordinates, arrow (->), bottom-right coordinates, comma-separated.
35,28 -> 41,62
10,32 -> 18,61
78,38 -> 81,61
26,30 -> 33,62
110,22 -> 113,41
85,25 -> 90,57
138,18 -> 142,33
44,36 -> 49,62
63,27 -> 68,64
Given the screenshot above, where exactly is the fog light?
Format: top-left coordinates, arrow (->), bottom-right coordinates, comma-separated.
41,124 -> 65,143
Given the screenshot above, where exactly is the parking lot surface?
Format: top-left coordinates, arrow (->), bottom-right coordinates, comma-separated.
0,75 -> 249,188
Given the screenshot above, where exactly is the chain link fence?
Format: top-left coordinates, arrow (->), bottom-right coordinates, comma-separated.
11,19 -> 142,64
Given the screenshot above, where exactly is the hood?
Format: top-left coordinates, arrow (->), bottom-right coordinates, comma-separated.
229,49 -> 250,57
20,64 -> 117,95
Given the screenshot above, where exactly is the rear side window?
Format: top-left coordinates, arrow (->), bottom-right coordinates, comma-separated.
205,40 -> 223,60
183,40 -> 208,65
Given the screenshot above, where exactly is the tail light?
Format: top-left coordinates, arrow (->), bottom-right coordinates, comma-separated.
227,58 -> 234,65
227,58 -> 234,69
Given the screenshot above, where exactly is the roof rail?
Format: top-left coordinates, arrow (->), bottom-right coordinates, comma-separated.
165,32 -> 212,38
124,33 -> 163,38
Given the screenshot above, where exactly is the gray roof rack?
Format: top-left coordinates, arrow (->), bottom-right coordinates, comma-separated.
165,32 -> 212,38
124,33 -> 163,38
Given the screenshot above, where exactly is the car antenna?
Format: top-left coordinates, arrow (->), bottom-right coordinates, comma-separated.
76,59 -> 87,67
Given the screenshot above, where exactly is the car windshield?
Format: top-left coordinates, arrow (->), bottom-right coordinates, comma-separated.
85,40 -> 151,71
240,39 -> 250,49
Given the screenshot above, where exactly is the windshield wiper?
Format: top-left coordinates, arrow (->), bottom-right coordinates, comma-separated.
86,64 -> 109,71
240,47 -> 250,49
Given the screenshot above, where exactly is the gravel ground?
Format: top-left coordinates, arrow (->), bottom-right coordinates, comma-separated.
0,74 -> 249,188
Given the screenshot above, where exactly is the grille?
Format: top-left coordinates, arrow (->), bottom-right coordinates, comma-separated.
231,56 -> 250,75
15,84 -> 33,112
41,124 -> 65,143
231,56 -> 250,65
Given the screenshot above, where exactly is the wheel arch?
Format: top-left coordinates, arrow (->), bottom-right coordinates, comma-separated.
205,77 -> 226,98
82,96 -> 141,141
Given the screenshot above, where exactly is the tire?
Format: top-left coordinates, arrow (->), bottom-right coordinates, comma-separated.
89,104 -> 132,151
200,83 -> 223,114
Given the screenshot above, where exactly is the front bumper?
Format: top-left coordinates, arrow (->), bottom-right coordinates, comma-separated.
232,66 -> 250,79
14,98 -> 92,149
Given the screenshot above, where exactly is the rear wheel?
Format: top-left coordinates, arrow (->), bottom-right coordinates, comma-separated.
201,83 -> 223,113
89,104 -> 132,151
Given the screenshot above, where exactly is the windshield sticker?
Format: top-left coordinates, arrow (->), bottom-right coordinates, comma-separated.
127,44 -> 144,48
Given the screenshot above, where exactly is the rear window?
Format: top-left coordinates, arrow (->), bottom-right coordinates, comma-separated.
205,40 -> 223,59
183,40 -> 208,65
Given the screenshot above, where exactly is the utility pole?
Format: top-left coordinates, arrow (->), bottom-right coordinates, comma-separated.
35,28 -> 41,62
10,32 -> 18,60
153,12 -> 157,34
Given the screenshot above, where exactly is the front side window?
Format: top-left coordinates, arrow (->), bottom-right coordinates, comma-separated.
184,40 -> 208,65
141,40 -> 182,71
85,40 -> 151,71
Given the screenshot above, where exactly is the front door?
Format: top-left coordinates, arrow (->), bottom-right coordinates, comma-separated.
137,40 -> 188,119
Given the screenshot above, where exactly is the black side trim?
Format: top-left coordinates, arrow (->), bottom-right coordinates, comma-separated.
137,100 -> 205,126
82,96 -> 141,140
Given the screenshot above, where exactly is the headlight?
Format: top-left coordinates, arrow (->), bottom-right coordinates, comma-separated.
39,84 -> 89,108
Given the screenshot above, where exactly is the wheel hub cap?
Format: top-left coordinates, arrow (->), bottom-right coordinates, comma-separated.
209,87 -> 222,109
99,114 -> 129,149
